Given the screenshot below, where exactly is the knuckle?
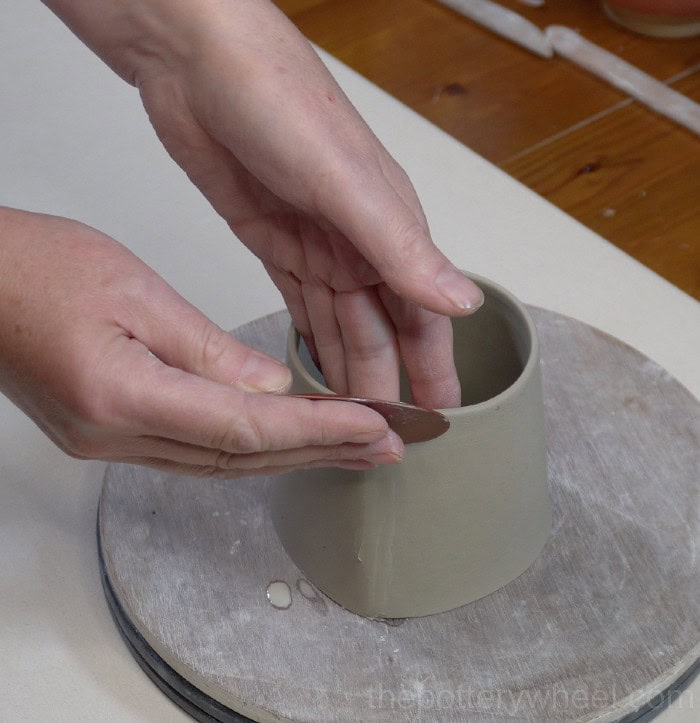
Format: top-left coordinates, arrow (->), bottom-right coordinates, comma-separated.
313,415 -> 331,447
394,304 -> 445,337
216,451 -> 264,471
399,218 -> 429,249
197,324 -> 232,375
213,449 -> 236,469
347,339 -> 394,365
211,398 -> 265,454
54,422 -> 106,461
230,423 -> 261,454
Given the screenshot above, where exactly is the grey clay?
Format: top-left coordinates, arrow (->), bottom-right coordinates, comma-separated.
271,274 -> 552,618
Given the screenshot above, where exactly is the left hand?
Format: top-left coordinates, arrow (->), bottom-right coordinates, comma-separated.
0,208 -> 403,478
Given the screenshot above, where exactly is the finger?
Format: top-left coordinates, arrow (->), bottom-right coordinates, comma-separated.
263,263 -> 319,365
317,167 -> 484,316
302,280 -> 348,395
136,83 -> 295,393
334,287 -> 400,401
120,273 -> 290,393
115,339 -> 393,452
123,456 -> 378,480
112,433 -> 403,470
379,286 -> 461,409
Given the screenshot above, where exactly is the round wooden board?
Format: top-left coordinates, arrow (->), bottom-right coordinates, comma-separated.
98,308 -> 699,723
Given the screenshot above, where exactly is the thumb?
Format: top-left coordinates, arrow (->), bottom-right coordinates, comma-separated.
124,279 -> 291,393
319,162 -> 484,316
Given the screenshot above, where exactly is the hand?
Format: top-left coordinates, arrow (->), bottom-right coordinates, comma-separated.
44,0 -> 483,409
0,208 -> 403,477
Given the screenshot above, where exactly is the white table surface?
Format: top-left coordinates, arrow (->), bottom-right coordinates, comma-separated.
1,3 -> 697,721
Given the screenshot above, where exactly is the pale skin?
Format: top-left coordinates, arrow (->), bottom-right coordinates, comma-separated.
0,0 -> 483,479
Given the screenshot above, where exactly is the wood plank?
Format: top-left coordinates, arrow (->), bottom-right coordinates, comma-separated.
503,72 -> 700,299
279,0 -> 623,161
277,0 -> 699,161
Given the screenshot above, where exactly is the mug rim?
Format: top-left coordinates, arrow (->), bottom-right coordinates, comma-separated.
286,272 -> 540,418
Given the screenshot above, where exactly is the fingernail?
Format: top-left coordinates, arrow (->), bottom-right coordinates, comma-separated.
366,452 -> 403,465
366,430 -> 404,462
435,267 -> 484,312
238,353 -> 292,393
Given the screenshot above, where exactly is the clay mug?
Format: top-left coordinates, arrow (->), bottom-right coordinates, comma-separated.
270,274 -> 551,618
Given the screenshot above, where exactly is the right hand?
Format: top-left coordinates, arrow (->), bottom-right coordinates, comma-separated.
0,207 -> 403,478
42,0 -> 484,411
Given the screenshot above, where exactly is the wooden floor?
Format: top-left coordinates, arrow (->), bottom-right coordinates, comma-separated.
276,0 -> 700,299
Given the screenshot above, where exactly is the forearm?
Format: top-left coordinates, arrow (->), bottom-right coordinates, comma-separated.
41,0 -> 202,84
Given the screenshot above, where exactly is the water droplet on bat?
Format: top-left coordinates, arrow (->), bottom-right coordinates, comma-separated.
266,580 -> 292,609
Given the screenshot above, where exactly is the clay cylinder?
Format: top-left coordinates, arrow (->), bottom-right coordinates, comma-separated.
270,275 -> 551,618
